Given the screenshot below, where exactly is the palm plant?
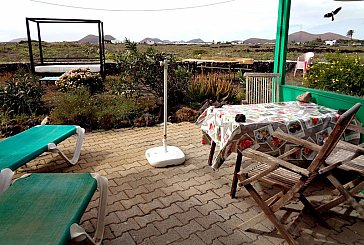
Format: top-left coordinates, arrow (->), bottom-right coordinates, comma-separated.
346,30 -> 354,40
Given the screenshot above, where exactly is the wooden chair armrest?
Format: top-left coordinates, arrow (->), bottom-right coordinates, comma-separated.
347,124 -> 364,134
238,163 -> 279,186
243,148 -> 310,176
272,131 -> 322,152
336,140 -> 364,153
318,161 -> 344,175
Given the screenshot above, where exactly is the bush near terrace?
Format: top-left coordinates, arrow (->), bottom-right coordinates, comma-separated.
0,40 -> 240,136
304,53 -> 364,97
0,40 -> 363,136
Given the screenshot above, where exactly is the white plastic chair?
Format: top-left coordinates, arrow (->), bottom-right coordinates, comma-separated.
294,52 -> 314,77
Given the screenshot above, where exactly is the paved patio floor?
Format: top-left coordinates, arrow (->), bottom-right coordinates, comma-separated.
18,122 -> 364,244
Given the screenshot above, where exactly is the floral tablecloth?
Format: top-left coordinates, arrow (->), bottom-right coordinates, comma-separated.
196,101 -> 360,170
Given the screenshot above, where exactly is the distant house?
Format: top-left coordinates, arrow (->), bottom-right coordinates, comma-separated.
139,39 -> 164,45
325,40 -> 337,46
111,39 -> 122,44
231,40 -> 244,45
145,40 -> 155,45
138,40 -> 152,45
103,35 -> 117,44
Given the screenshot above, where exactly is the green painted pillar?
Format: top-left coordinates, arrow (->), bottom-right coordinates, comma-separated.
273,0 -> 291,101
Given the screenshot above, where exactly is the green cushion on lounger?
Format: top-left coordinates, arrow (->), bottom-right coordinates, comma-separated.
0,173 -> 97,245
0,125 -> 77,170
39,76 -> 60,81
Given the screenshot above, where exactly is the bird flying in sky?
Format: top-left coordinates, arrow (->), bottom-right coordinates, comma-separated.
324,7 -> 342,21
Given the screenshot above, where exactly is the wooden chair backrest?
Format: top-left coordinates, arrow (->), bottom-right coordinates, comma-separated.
307,103 -> 361,172
243,73 -> 280,104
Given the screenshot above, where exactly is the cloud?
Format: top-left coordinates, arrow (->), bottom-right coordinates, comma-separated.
1,0 -> 363,42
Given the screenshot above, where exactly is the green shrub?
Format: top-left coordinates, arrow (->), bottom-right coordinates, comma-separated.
0,71 -> 44,115
51,88 -> 143,130
192,49 -> 207,56
304,54 -> 364,97
168,64 -> 190,105
114,39 -> 190,106
95,95 -> 142,129
0,113 -> 42,137
51,88 -> 96,128
56,68 -> 103,94
235,88 -> 245,102
188,74 -> 239,103
107,76 -> 135,97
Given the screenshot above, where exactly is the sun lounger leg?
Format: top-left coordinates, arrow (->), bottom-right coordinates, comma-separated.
70,173 -> 108,245
48,126 -> 85,165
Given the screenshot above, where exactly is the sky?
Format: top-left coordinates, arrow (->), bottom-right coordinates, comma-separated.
0,0 -> 364,42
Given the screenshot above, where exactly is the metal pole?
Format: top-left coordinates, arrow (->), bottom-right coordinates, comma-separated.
101,22 -> 105,78
37,22 -> 43,64
26,18 -> 35,74
98,21 -> 104,78
160,60 -> 168,152
273,0 -> 291,101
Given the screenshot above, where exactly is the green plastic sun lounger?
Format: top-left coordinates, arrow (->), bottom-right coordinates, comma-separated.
0,125 -> 85,170
0,169 -> 108,245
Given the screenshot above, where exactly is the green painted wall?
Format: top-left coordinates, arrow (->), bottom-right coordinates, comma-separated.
274,0 -> 363,142
281,84 -> 364,123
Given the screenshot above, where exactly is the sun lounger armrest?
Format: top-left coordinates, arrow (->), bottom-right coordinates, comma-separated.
48,126 -> 85,165
0,168 -> 14,193
272,131 -> 322,152
70,173 -> 108,245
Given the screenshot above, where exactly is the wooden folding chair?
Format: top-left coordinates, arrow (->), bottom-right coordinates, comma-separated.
315,125 -> 364,216
237,103 -> 361,244
272,123 -> 364,218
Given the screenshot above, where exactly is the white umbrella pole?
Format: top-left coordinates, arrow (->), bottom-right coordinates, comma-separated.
161,60 -> 168,152
145,59 -> 185,167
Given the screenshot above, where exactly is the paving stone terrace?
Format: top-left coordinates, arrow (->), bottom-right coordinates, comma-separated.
16,122 -> 364,244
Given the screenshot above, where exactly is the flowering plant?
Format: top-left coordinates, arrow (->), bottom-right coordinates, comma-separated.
304,53 -> 363,97
56,68 -> 103,94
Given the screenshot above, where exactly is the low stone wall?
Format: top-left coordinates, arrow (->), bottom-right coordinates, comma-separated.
0,63 -> 31,73
0,60 -> 297,75
178,60 -> 296,75
252,60 -> 296,73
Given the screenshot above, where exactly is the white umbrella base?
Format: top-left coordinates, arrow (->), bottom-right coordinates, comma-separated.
145,146 -> 185,167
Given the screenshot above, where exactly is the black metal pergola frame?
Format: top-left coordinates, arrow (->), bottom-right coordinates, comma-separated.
25,17 -> 105,78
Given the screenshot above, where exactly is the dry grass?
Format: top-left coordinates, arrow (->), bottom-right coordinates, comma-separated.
0,72 -> 13,85
2,41 -> 364,64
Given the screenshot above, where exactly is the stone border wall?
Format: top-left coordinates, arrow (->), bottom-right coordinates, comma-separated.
0,61 -> 297,75
0,63 -> 31,73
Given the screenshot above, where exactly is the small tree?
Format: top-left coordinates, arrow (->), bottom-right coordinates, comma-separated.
114,39 -> 191,106
346,30 -> 354,40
